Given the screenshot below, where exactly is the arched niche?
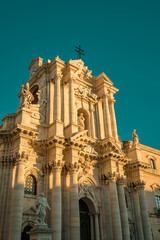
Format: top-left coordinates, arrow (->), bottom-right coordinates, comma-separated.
30,84 -> 39,104
77,108 -> 90,136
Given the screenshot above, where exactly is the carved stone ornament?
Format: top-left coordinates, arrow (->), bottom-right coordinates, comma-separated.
75,85 -> 97,102
79,157 -> 98,174
35,192 -> 51,225
78,113 -> 85,132
20,82 -> 34,109
79,181 -> 95,199
83,145 -> 98,155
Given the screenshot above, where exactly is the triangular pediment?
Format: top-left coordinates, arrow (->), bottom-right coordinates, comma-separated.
70,130 -> 96,144
96,72 -> 113,85
101,139 -> 126,157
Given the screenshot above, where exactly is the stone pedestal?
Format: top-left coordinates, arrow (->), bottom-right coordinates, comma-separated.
29,225 -> 53,240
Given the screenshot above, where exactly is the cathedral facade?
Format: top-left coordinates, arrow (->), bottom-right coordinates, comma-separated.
0,56 -> 160,240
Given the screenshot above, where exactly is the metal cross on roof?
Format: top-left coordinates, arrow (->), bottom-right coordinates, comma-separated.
75,45 -> 85,59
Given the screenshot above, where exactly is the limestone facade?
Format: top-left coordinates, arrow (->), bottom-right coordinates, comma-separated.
0,56 -> 160,240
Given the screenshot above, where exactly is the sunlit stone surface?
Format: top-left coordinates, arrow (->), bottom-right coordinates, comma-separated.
0,56 -> 160,240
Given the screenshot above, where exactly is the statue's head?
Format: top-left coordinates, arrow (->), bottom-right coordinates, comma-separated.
40,192 -> 45,197
133,129 -> 136,133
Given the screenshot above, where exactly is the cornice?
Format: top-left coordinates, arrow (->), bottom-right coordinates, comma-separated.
139,143 -> 160,156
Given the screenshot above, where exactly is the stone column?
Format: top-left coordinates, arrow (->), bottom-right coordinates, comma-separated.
104,181 -> 113,240
9,152 -> 27,240
0,160 -> 7,232
89,214 -> 94,240
62,170 -> 70,240
54,72 -> 62,121
4,161 -> 14,240
1,159 -> 11,239
69,163 -> 80,240
109,97 -> 118,141
90,103 -> 95,138
132,187 -> 144,240
137,181 -> 152,240
51,160 -> 63,240
0,160 -> 3,194
94,214 -> 100,240
109,173 -> 122,240
69,77 -> 75,124
103,92 -> 112,138
117,178 -> 130,240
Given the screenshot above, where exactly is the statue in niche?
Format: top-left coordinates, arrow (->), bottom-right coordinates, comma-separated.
78,113 -> 85,132
35,192 -> 51,225
132,129 -> 139,147
21,82 -> 34,109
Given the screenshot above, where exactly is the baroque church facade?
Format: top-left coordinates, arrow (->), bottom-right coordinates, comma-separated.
0,56 -> 160,240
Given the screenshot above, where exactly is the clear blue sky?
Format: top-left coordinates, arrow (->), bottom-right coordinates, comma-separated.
0,0 -> 160,149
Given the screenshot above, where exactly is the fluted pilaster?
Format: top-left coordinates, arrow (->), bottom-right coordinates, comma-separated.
69,77 -> 76,124
109,96 -> 118,141
103,92 -> 112,138
54,72 -> 62,121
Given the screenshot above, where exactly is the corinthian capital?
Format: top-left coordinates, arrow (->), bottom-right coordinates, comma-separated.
13,151 -> 28,165
67,162 -> 79,173
116,176 -> 125,185
51,160 -> 64,171
136,180 -> 146,189
56,71 -> 63,80
107,172 -> 117,182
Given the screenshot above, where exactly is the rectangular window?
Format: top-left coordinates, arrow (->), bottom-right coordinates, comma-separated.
155,195 -> 160,209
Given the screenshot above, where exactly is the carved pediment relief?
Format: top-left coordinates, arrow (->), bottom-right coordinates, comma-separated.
79,157 -> 98,174
23,206 -> 36,216
83,145 -> 98,155
75,85 -> 97,102
69,59 -> 92,80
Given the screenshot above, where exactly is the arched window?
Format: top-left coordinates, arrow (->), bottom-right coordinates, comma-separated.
150,159 -> 156,169
24,175 -> 37,195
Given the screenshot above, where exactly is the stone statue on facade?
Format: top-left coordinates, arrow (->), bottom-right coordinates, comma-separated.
78,113 -> 85,132
132,129 -> 139,147
20,82 -> 34,108
35,192 -> 51,225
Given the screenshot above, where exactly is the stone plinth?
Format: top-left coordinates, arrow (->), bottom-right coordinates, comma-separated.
29,225 -> 54,240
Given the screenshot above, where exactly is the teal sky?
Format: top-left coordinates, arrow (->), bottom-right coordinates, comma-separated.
0,0 -> 160,149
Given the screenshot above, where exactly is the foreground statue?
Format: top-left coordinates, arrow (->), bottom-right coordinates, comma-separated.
36,192 -> 51,225
132,129 -> 139,147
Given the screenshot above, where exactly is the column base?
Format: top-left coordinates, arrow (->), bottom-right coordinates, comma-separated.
29,224 -> 54,240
